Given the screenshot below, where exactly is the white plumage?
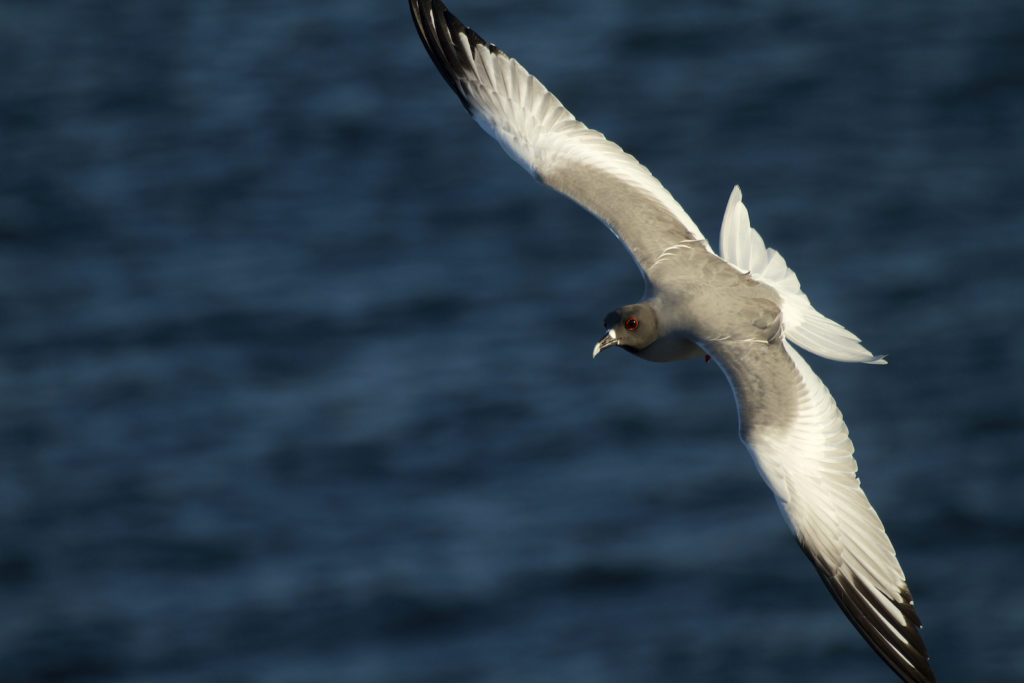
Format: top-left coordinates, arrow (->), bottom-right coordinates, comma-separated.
410,2 -> 934,680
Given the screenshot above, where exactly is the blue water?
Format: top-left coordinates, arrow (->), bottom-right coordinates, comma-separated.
2,1 -> 1022,681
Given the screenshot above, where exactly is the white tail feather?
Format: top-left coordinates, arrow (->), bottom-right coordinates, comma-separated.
719,186 -> 886,365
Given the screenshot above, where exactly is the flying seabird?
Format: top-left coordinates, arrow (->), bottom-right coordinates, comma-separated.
408,1 -> 935,680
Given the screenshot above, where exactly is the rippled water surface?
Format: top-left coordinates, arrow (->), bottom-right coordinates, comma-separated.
2,1 -> 1022,681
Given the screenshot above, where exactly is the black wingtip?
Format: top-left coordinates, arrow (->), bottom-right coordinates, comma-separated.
801,544 -> 936,683
409,0 -> 503,115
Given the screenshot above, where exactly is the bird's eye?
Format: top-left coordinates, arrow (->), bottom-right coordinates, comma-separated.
624,318 -> 639,331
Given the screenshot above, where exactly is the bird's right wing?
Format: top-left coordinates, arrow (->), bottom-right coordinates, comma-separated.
708,336 -> 935,683
410,0 -> 712,275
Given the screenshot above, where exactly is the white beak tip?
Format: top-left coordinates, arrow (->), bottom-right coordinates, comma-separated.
592,330 -> 617,359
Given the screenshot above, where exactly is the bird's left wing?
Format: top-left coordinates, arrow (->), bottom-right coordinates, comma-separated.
409,0 -> 712,275
708,337 -> 935,683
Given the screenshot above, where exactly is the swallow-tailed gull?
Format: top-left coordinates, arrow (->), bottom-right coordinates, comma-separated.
409,1 -> 934,680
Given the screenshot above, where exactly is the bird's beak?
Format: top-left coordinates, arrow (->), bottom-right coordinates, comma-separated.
592,330 -> 619,358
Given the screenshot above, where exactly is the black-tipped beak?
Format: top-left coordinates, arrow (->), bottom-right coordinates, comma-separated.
592,331 -> 619,359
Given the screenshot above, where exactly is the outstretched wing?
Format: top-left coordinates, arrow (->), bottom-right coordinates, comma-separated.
709,336 -> 935,683
409,0 -> 711,275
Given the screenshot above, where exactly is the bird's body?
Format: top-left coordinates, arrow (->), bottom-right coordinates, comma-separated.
408,1 -> 935,680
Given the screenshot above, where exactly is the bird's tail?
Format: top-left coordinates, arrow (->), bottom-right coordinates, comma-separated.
718,186 -> 885,365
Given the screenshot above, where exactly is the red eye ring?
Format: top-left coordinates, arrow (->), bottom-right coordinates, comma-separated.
624,318 -> 639,331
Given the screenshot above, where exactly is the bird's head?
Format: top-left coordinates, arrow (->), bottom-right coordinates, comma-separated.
592,303 -> 659,358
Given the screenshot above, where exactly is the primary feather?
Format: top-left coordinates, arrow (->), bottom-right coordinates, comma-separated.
410,2 -> 934,680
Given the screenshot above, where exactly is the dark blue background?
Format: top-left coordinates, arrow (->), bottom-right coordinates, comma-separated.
2,1 -> 1022,681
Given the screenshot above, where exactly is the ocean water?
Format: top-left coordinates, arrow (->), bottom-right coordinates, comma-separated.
2,1 -> 1022,681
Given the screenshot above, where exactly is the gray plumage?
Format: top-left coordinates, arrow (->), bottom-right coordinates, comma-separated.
409,1 -> 934,681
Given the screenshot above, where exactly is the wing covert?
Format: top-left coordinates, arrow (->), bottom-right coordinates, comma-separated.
709,338 -> 935,683
410,0 -> 711,274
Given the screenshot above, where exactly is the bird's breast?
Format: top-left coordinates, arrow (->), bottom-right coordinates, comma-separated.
652,273 -> 783,348
632,333 -> 705,363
